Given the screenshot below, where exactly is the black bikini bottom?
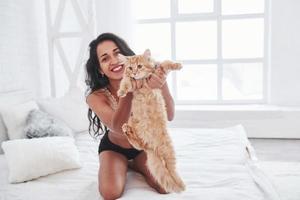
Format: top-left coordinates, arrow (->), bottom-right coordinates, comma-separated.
98,131 -> 142,160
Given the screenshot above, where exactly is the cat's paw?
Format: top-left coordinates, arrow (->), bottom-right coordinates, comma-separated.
172,63 -> 182,70
122,124 -> 137,140
122,123 -> 131,134
160,61 -> 182,71
117,89 -> 126,98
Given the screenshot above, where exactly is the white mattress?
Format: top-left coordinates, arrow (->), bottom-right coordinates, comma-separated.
0,125 -> 281,200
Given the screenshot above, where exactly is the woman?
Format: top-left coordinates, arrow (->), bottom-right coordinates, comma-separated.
85,33 -> 175,200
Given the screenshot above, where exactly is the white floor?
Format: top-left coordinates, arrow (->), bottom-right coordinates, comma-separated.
249,139 -> 300,161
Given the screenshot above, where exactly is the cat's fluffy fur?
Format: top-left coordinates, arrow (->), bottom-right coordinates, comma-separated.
117,49 -> 185,193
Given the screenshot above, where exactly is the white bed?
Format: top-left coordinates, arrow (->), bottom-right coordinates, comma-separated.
0,125 -> 282,200
259,161 -> 300,200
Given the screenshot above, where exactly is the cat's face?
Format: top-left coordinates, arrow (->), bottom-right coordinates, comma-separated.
118,49 -> 155,80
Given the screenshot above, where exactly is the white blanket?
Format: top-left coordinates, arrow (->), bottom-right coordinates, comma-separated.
0,126 -> 280,200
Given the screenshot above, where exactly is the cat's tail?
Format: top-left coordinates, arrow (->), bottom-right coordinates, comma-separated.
146,149 -> 186,193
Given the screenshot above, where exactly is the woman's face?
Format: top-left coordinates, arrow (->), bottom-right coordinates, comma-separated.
97,40 -> 125,80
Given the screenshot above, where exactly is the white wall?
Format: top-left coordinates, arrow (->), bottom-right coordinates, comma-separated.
269,0 -> 300,106
0,0 -> 49,98
94,0 -> 135,48
1,0 -> 300,138
169,105 -> 300,138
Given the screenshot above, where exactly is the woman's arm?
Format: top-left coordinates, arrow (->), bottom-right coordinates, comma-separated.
146,67 -> 175,121
160,82 -> 175,121
111,92 -> 133,133
112,79 -> 145,133
86,91 -> 133,136
87,81 -> 143,136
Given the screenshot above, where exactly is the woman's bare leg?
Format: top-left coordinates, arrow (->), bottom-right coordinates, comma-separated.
98,151 -> 128,200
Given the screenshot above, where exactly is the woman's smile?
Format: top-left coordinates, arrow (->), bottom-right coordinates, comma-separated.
110,64 -> 124,73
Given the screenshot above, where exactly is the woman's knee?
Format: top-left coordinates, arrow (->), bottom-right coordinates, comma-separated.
99,183 -> 125,200
98,151 -> 128,199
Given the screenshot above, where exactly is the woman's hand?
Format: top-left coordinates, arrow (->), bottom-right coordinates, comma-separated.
146,66 -> 167,89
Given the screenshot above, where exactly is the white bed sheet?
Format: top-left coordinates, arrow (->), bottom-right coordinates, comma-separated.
0,126 -> 281,200
259,161 -> 300,200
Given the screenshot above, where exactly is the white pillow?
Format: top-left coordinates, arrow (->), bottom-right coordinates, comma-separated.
0,117 -> 8,154
37,89 -> 89,133
1,101 -> 39,140
1,136 -> 82,183
0,90 -> 34,154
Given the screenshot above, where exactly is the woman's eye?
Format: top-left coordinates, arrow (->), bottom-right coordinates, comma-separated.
102,58 -> 107,62
129,67 -> 133,70
137,65 -> 142,69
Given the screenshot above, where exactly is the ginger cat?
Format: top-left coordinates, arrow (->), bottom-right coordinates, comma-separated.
117,49 -> 185,193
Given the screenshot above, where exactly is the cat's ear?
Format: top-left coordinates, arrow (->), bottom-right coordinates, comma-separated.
143,49 -> 151,59
118,54 -> 127,64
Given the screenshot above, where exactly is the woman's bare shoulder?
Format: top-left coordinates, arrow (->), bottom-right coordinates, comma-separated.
86,89 -> 108,106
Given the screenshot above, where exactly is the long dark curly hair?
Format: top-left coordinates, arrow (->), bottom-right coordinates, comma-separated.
85,33 -> 135,138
